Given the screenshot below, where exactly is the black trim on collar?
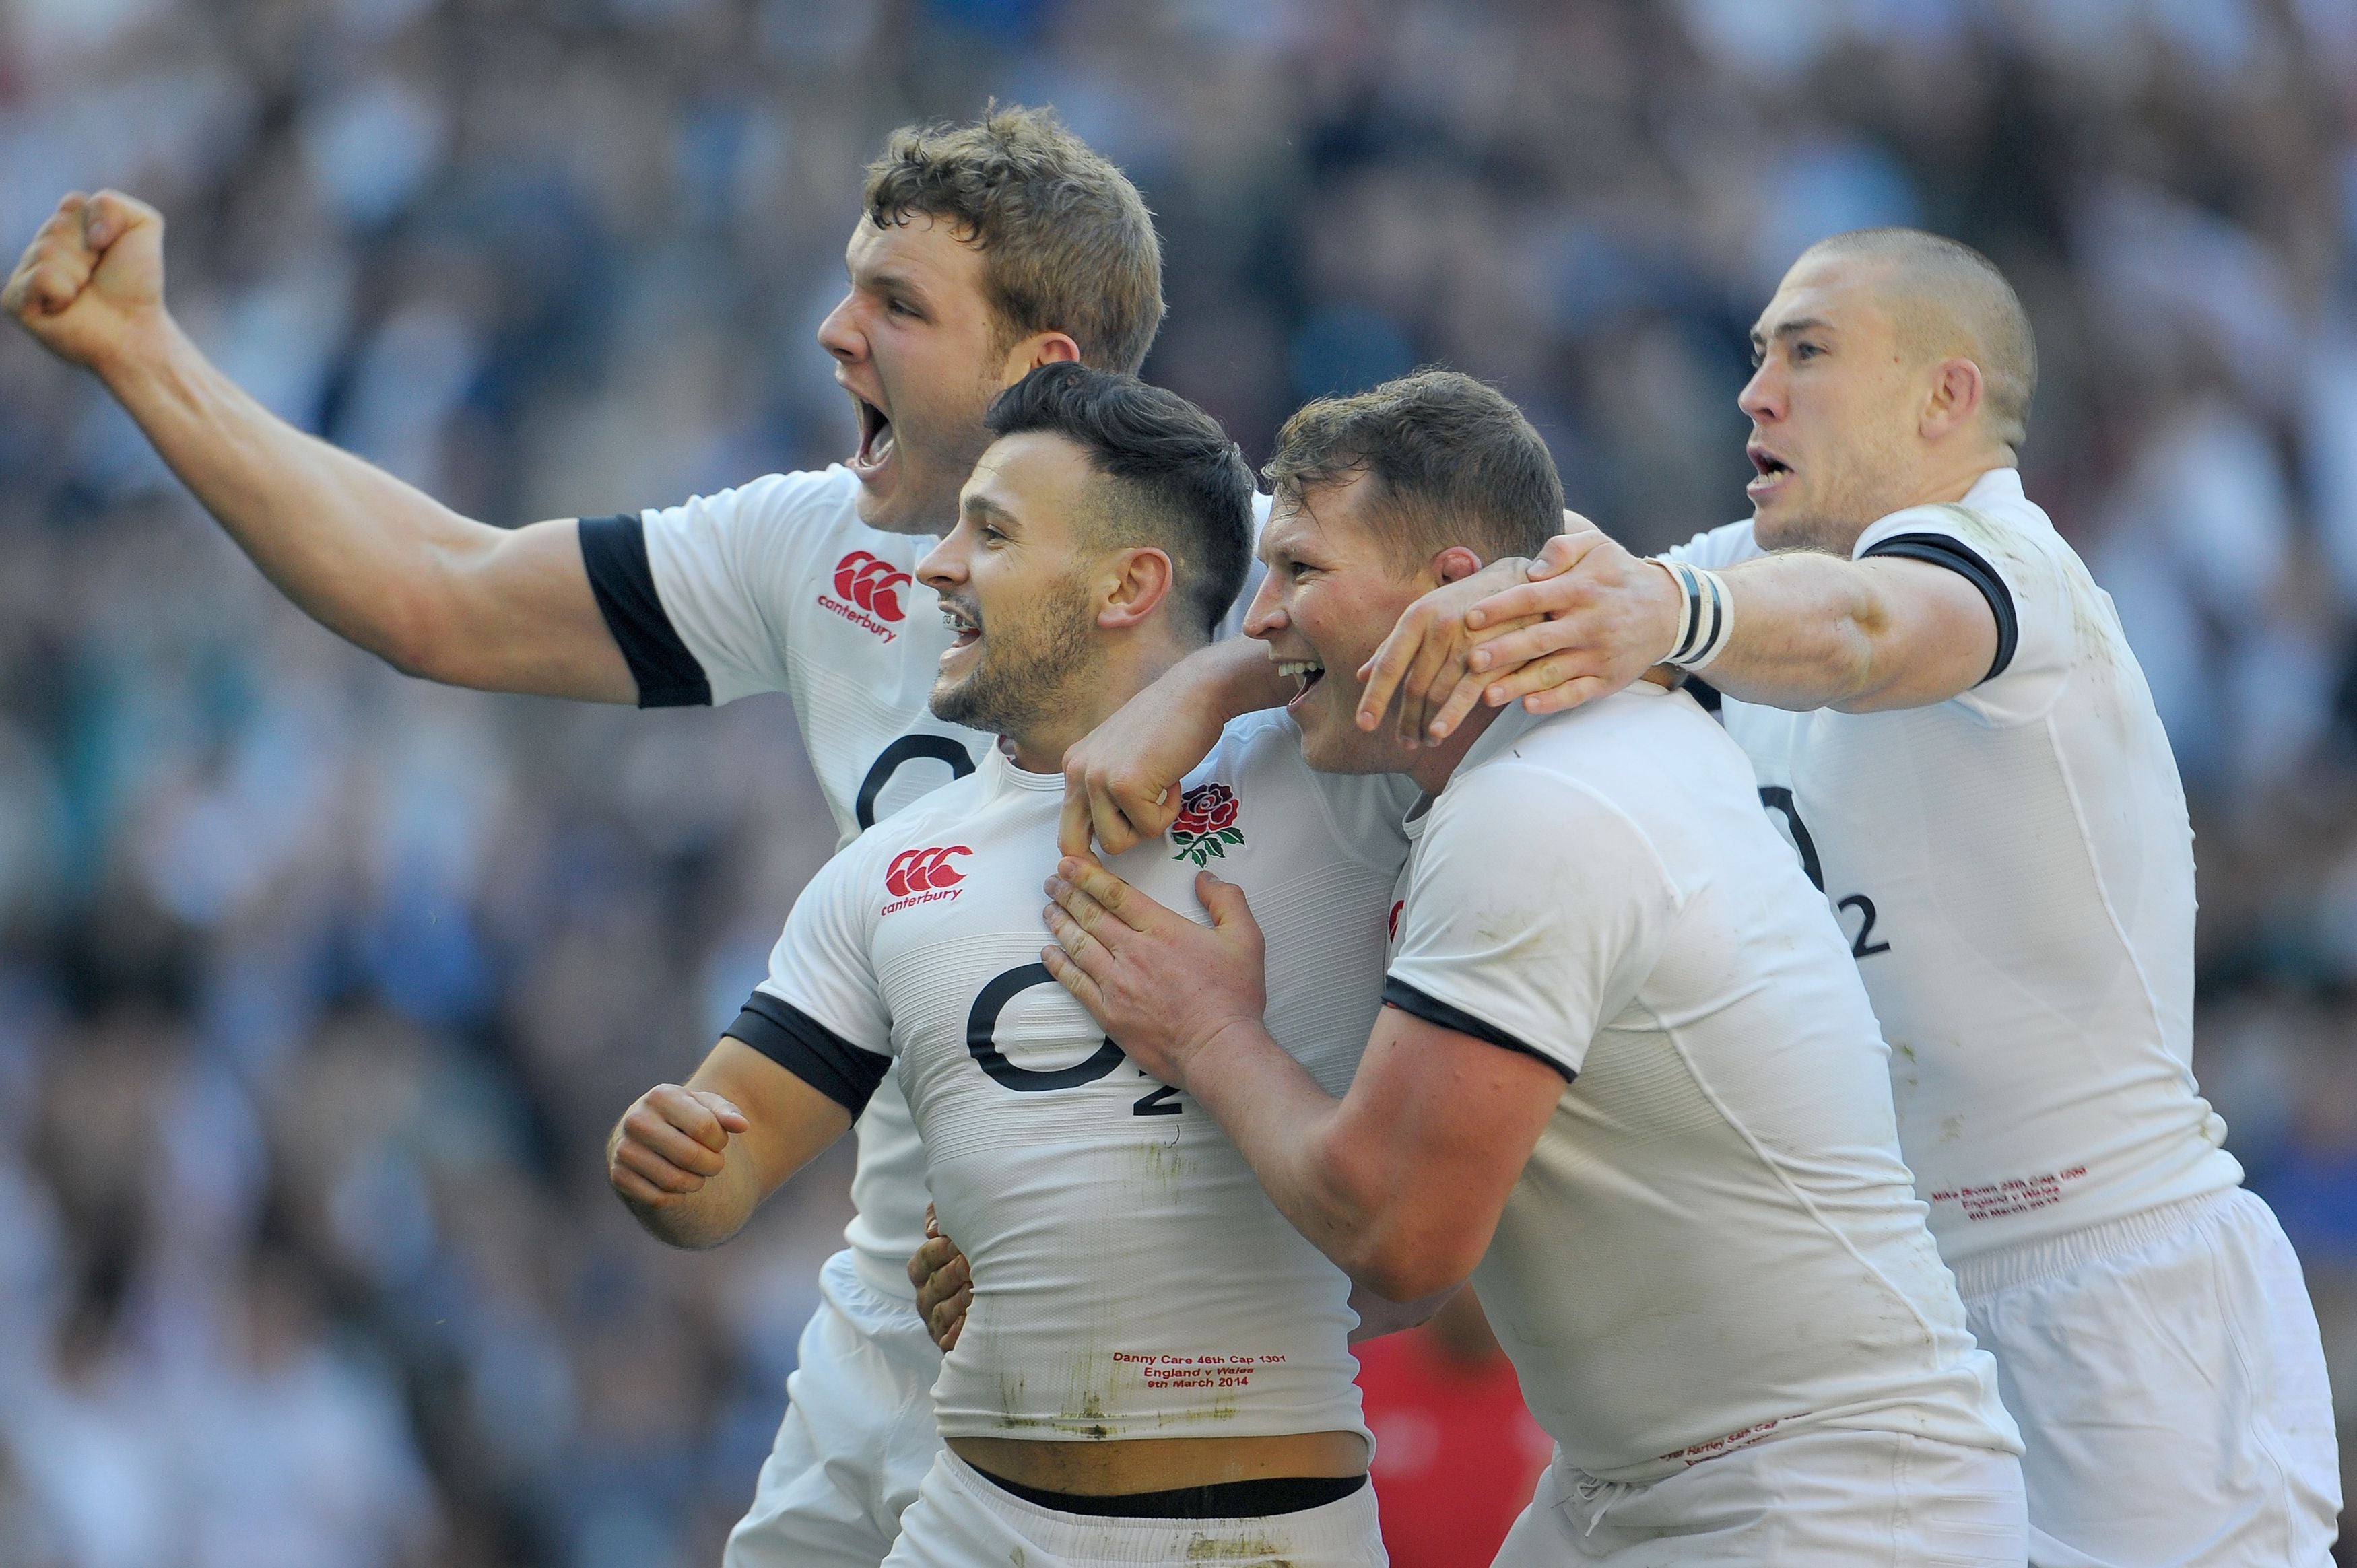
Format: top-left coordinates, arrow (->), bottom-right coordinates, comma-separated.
577,513 -> 712,708
1381,976 -> 1573,1081
726,991 -> 891,1115
1859,530 -> 2018,684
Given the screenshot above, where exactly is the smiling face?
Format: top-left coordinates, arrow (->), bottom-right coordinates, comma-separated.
1738,252 -> 1936,554
1244,476 -> 1434,776
916,430 -> 1104,743
817,216 -> 1016,535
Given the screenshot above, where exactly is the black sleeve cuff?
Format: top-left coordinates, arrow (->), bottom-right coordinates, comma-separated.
578,513 -> 713,708
1859,530 -> 2018,683
726,992 -> 892,1115
1381,976 -> 1573,1082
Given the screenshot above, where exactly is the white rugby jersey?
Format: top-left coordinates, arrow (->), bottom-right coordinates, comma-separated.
1668,467 -> 2240,1263
734,711 -> 1412,1445
1385,687 -> 2018,1485
579,467 -> 1269,1299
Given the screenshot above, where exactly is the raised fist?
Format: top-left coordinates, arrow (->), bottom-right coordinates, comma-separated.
3,189 -> 168,372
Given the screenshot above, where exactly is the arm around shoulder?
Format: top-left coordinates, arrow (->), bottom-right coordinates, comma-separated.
1704,550 -> 2001,713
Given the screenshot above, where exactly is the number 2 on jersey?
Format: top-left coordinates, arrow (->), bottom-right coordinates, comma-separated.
1757,787 -> 1891,960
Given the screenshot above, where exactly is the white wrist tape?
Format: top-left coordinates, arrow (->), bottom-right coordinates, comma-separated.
1660,560 -> 1735,671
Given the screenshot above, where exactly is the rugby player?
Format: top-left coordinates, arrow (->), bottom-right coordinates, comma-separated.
1347,231 -> 2343,1567
1,108 -> 1189,1564
607,364 -> 1413,1565
1031,370 -> 2030,1563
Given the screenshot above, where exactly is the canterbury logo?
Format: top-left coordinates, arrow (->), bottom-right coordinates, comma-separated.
833,551 -> 910,621
886,845 -> 971,897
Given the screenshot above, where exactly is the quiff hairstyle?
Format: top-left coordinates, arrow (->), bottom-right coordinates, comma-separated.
864,104 -> 1164,376
1801,228 -> 2039,448
1265,370 -> 1564,572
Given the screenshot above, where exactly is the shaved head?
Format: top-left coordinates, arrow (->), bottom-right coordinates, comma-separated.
1800,228 -> 2038,448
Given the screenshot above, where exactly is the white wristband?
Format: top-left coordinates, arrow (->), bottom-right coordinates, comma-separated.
1659,561 -> 1734,671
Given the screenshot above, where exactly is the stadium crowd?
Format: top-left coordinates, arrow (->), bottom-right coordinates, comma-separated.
0,0 -> 2351,1561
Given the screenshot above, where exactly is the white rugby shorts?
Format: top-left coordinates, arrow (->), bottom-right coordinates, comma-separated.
724,1248 -> 944,1568
1954,1186 -> 2341,1567
880,1450 -> 1387,1567
1493,1426 -> 2026,1566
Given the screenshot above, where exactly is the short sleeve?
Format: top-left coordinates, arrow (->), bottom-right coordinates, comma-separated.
1661,520 -> 1764,571
1853,500 -> 2071,726
578,514 -> 712,707
1385,767 -> 1676,1078
636,470 -> 855,706
731,838 -> 895,1114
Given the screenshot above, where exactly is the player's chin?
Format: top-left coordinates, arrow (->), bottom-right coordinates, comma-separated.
852,460 -> 936,532
1295,710 -> 1382,775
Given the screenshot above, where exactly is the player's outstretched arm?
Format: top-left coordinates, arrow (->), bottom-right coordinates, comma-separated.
4,191 -> 636,703
1057,636 -> 1293,856
1410,532 -> 2000,729
1038,858 -> 1559,1300
607,1039 -> 853,1249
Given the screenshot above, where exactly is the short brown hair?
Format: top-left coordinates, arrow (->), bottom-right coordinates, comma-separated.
864,104 -> 1164,376
1801,228 -> 2038,448
1265,370 -> 1563,570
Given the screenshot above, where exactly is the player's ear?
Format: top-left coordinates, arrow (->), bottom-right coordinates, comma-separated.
1429,544 -> 1485,587
1006,330 -> 1082,378
1920,356 -> 1983,442
1096,546 -> 1176,632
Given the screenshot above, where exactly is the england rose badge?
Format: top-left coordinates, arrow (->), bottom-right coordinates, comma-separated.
1169,782 -> 1244,865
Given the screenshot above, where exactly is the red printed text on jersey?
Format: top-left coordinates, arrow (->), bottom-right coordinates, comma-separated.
883,845 -> 970,914
820,550 -> 910,641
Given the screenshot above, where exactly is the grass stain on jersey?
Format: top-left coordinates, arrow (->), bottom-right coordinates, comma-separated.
1135,1134 -> 1187,1202
1182,1534 -> 1290,1563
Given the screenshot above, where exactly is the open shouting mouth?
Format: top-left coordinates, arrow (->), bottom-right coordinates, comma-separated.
1276,656 -> 1325,715
1746,442 -> 1794,502
851,390 -> 896,481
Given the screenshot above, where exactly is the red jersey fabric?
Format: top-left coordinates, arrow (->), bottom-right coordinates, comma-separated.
1356,1326 -> 1554,1565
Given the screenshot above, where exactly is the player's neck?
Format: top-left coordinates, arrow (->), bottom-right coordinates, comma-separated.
1003,637 -> 1191,776
1888,446 -> 2014,518
1403,700 -> 1505,796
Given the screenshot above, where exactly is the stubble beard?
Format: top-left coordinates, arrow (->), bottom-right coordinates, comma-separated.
929,576 -> 1098,743
1754,440 -> 1912,557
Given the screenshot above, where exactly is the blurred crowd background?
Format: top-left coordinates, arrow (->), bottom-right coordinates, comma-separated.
0,0 -> 2352,1562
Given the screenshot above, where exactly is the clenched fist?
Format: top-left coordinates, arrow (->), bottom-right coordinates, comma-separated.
3,189 -> 169,372
606,1083 -> 750,1212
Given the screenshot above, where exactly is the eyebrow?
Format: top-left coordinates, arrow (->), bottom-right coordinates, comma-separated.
849,264 -> 927,300
1750,315 -> 1834,349
963,493 -> 1018,528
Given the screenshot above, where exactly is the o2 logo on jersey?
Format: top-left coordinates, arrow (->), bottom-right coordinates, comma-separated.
820,551 -> 910,642
966,963 -> 1179,1117
882,844 -> 970,914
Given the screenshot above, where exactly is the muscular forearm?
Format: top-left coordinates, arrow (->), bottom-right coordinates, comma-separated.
605,1116 -> 765,1248
1685,553 -> 1884,711
1694,551 -> 1995,714
102,321 -> 501,668
1181,1024 -> 1397,1287
98,320 -> 631,700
